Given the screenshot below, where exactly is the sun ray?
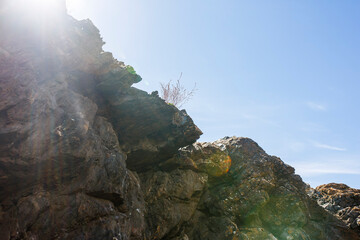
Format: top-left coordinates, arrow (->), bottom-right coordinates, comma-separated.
3,0 -> 66,19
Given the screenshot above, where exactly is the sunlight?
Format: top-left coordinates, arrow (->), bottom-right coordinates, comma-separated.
65,0 -> 82,14
5,0 -> 65,19
2,0 -> 67,35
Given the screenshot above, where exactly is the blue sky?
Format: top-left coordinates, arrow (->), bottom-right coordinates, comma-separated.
66,0 -> 360,188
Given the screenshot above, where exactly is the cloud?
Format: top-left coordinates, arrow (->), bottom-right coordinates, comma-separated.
307,102 -> 326,111
311,141 -> 346,151
296,164 -> 360,176
293,156 -> 360,176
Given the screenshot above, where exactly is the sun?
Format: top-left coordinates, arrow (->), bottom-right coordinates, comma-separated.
3,0 -> 66,19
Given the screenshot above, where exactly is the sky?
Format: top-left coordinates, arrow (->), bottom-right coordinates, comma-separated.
66,0 -> 360,189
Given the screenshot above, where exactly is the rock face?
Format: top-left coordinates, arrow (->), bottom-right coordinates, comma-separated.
139,137 -> 358,240
0,1 -> 359,240
308,183 -> 360,237
0,1 -> 200,239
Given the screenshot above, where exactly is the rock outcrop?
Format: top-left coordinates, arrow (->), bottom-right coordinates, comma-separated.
0,1 -> 200,239
0,1 -> 359,239
308,183 -> 360,237
139,137 -> 358,240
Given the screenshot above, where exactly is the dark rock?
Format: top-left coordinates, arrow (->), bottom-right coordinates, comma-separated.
0,1 -> 359,239
0,1 -> 200,238
98,87 -> 202,172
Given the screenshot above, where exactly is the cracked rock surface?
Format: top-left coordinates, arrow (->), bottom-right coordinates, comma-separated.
0,1 -> 200,239
308,183 -> 360,237
0,1 -> 359,239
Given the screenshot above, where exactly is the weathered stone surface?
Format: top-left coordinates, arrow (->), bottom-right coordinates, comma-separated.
0,1 -> 200,239
139,169 -> 207,239
1,1 -> 359,239
100,88 -> 202,172
308,183 -> 360,237
142,137 -> 359,240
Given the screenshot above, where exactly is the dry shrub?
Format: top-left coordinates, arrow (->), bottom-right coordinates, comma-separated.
160,73 -> 197,108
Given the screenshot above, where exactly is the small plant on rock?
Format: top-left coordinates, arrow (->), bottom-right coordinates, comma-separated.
160,73 -> 197,108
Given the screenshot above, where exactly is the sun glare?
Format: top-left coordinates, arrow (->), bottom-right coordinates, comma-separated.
65,0 -> 81,14
6,0 -> 65,19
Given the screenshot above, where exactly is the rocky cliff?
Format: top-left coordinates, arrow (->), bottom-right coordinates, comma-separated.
0,1 -> 359,239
